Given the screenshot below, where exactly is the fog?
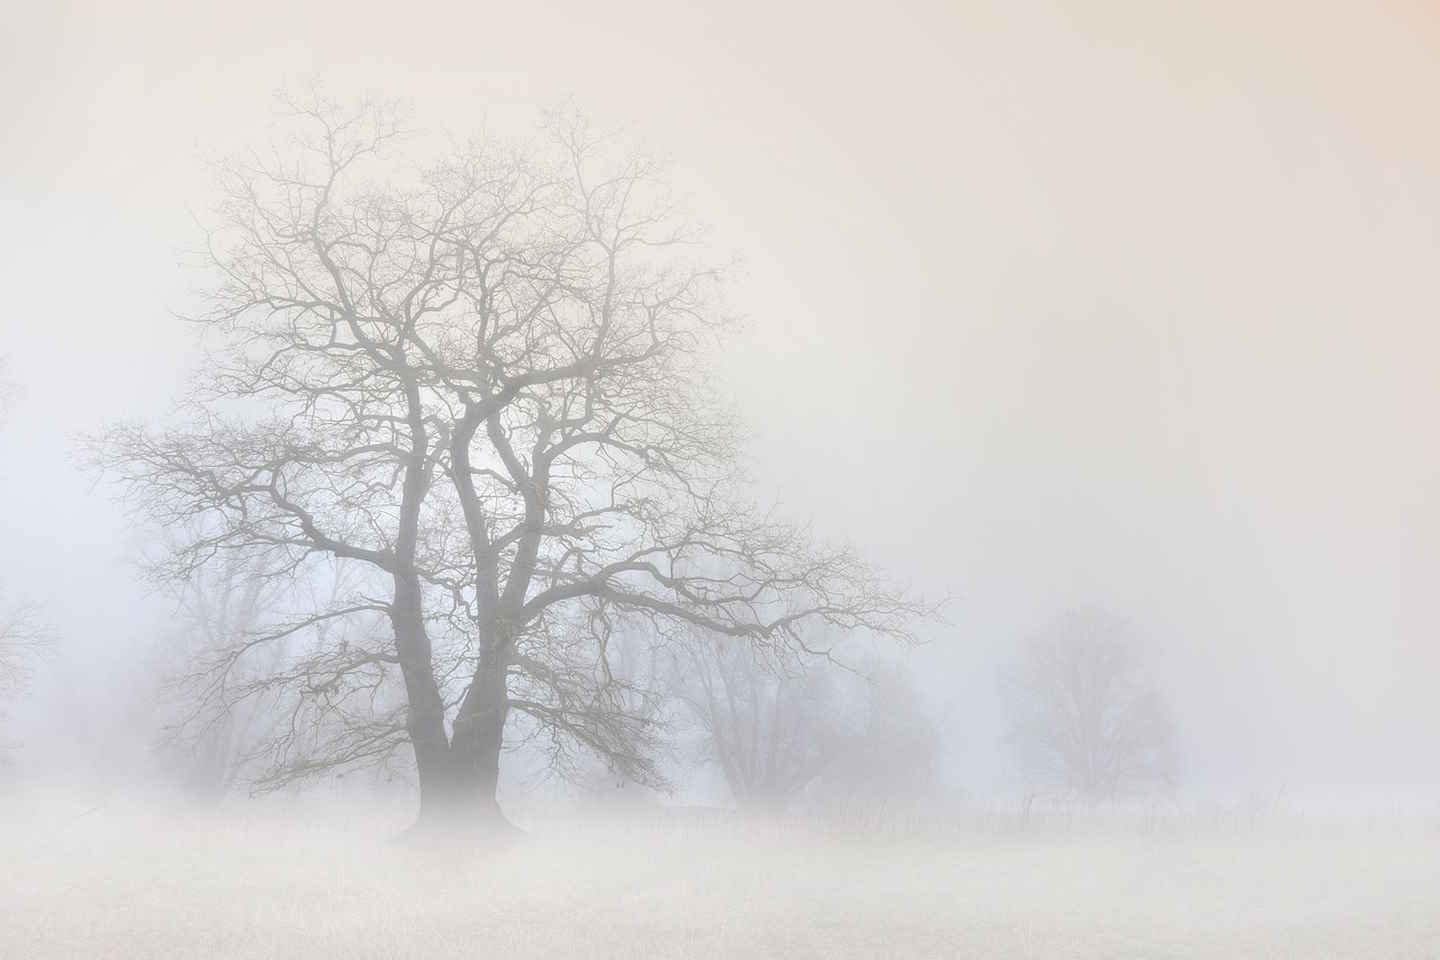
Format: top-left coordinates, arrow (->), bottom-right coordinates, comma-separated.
3,1 -> 1439,956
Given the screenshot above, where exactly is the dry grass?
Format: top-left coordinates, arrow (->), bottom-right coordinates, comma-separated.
3,793 -> 1439,959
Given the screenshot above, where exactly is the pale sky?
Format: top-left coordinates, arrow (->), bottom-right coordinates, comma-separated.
3,0 -> 1439,794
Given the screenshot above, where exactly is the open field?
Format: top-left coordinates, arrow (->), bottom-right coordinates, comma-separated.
4,796 -> 1439,959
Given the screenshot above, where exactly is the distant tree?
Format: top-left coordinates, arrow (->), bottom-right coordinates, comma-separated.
806,658 -> 940,813
151,548 -> 285,799
149,541 -> 377,802
0,600 -> 51,761
669,630 -> 938,813
1003,610 -> 1178,804
0,360 -> 52,763
667,629 -> 848,811
563,628 -> 672,808
94,93 -> 926,833
0,357 -> 14,421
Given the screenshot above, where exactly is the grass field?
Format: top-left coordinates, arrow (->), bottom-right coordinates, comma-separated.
4,794 -> 1439,959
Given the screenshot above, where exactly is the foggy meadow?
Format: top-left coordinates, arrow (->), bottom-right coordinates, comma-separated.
4,2 -> 1440,957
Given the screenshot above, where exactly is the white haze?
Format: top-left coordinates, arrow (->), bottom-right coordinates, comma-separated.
2,1 -> 1440,956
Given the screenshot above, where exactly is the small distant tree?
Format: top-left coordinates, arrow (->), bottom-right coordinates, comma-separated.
149,542 -> 379,801
0,357 -> 14,421
669,631 -> 938,813
0,601 -> 51,760
667,629 -> 848,811
560,627 -> 672,808
807,659 -> 940,814
1,362 -> 53,763
1003,610 -> 1177,805
149,548 -> 284,800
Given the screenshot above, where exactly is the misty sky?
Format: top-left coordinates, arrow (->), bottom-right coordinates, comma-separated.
2,0 -> 1438,795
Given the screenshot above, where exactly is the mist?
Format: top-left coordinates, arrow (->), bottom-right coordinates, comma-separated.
3,1 -> 1439,956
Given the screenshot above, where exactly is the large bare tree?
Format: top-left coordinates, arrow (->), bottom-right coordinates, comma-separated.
97,94 -> 925,832
1003,610 -> 1178,804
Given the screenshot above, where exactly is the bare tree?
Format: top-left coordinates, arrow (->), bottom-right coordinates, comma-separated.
559,626 -> 673,808
0,356 -> 15,422
149,540 -> 373,802
806,658 -> 940,815
1003,610 -> 1178,805
95,93 -> 926,833
1,362 -> 53,764
153,545 -> 284,800
671,633 -> 939,814
0,600 -> 51,761
668,629 -> 849,811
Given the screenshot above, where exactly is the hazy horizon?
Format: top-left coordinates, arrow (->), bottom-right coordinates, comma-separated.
6,3 -> 1440,957
6,0 -> 1439,804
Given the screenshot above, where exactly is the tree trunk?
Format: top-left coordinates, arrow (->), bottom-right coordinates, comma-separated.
445,647 -> 510,814
390,575 -> 481,834
403,647 -> 514,840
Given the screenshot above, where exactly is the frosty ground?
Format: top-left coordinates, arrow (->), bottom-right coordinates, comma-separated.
4,794 -> 1438,959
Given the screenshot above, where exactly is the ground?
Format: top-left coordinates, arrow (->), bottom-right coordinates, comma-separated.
3,794 -> 1439,959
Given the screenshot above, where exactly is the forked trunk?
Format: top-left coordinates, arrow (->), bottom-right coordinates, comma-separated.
406,649 -> 514,840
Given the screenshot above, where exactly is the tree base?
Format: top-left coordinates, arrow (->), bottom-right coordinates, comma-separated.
395,804 -> 526,853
